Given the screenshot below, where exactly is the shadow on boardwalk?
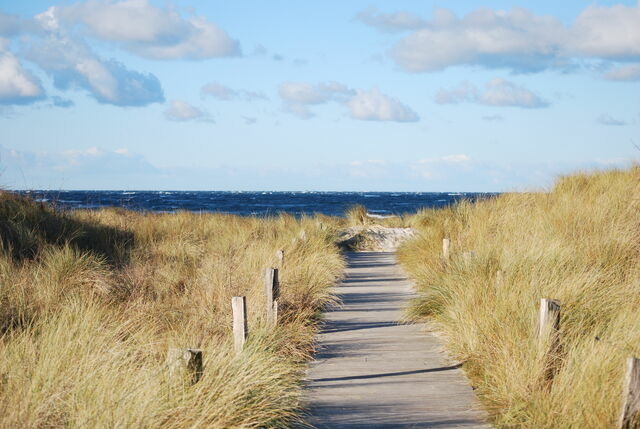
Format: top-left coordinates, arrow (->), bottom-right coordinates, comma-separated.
302,252 -> 490,429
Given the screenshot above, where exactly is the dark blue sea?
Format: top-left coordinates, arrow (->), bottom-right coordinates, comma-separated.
18,190 -> 497,217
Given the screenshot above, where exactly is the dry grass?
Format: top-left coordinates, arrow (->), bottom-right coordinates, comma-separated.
398,167 -> 640,428
0,193 -> 344,428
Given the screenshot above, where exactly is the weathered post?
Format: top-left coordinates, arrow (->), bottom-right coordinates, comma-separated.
537,298 -> 561,381
495,270 -> 503,289
232,296 -> 248,354
167,348 -> 203,384
276,249 -> 285,266
264,267 -> 280,326
619,356 -> 640,429
462,251 -> 475,264
442,238 -> 451,262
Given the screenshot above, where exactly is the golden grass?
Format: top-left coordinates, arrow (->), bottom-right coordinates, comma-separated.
398,166 -> 640,428
0,193 -> 344,428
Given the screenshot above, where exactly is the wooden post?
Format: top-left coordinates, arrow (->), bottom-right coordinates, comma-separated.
442,238 -> 451,262
264,267 -> 280,326
495,270 -> 503,289
232,296 -> 248,354
537,298 -> 561,381
537,298 -> 561,343
167,348 -> 203,384
620,357 -> 640,429
276,249 -> 285,266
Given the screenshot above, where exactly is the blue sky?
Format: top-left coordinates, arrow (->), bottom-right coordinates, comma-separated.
0,0 -> 638,191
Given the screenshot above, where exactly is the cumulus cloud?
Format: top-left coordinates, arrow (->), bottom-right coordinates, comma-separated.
24,9 -> 164,107
355,7 -> 426,32
347,88 -> 419,122
49,0 -> 239,60
278,82 -> 417,122
386,3 -> 640,73
596,114 -> 626,126
571,3 -> 640,60
603,64 -> 640,81
392,7 -> 567,73
0,44 -> 45,105
164,99 -> 211,122
436,79 -> 549,108
278,81 -> 354,118
201,82 -> 267,101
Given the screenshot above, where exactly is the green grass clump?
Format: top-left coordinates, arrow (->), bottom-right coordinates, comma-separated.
0,192 -> 344,427
398,167 -> 640,428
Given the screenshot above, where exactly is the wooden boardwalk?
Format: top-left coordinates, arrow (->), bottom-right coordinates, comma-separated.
302,252 -> 490,428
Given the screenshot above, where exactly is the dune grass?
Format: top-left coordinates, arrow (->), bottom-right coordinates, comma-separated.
397,167 -> 640,427
0,192 -> 344,428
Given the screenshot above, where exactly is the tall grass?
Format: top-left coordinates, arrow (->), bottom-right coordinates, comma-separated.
0,192 -> 344,427
398,167 -> 640,428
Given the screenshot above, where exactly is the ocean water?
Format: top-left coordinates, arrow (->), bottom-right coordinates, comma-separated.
18,190 -> 498,217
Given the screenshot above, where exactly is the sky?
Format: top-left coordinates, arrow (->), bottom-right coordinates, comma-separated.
0,0 -> 638,191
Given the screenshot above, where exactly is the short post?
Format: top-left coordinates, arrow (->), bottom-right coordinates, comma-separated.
264,267 -> 280,326
167,348 -> 203,384
495,270 -> 503,289
276,249 -> 285,266
442,238 -> 451,262
232,296 -> 248,354
619,357 -> 640,429
537,298 -> 561,381
462,251 -> 475,264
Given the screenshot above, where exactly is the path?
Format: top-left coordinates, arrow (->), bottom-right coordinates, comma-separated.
303,252 -> 490,428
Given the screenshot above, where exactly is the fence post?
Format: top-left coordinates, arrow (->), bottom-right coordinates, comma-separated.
264,267 -> 280,326
442,238 -> 450,262
276,249 -> 285,266
232,296 -> 248,354
620,356 -> 640,429
495,270 -> 503,289
537,298 -> 561,381
167,348 -> 203,384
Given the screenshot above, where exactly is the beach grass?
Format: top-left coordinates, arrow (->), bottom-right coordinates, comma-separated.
398,166 -> 640,427
0,192 -> 344,428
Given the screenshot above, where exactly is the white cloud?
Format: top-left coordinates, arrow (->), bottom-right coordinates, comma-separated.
387,4 -> 640,73
347,88 -> 419,122
436,79 -> 549,108
164,99 -> 211,122
571,3 -> 640,59
278,82 -> 417,122
603,64 -> 640,81
278,81 -> 354,118
391,7 -> 567,72
596,114 -> 626,126
25,11 -> 164,107
355,8 -> 426,32
0,45 -> 45,105
50,0 -> 239,60
201,82 -> 267,101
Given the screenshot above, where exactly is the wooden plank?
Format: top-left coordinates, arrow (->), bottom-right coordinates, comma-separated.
232,296 -> 248,354
620,356 -> 640,429
442,238 -> 451,262
264,267 -> 279,326
303,252 -> 489,427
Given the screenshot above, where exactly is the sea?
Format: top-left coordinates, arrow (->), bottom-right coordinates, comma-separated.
18,190 -> 498,217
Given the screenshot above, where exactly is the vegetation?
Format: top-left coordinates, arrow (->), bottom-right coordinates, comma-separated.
398,167 -> 640,428
0,192 -> 344,427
